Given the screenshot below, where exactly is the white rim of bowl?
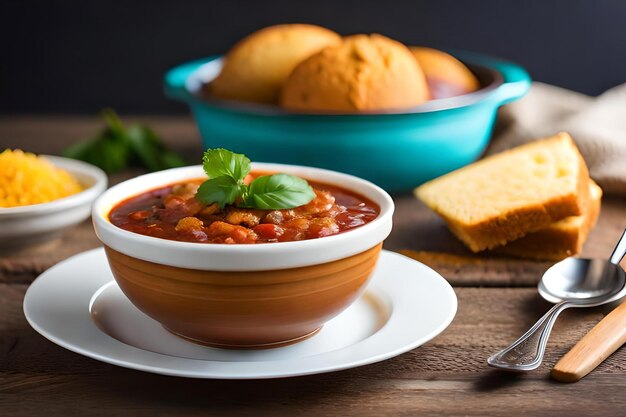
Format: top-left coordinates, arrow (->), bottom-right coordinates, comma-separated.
93,163 -> 394,271
0,156 -> 108,217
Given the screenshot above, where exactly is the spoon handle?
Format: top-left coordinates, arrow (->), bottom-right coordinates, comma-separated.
609,228 -> 626,266
488,301 -> 571,371
552,300 -> 626,382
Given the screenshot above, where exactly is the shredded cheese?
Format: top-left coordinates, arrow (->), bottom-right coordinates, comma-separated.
0,149 -> 83,208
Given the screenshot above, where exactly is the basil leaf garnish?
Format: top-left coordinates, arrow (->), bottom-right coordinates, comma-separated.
202,148 -> 250,181
197,149 -> 315,210
244,174 -> 316,209
196,176 -> 240,208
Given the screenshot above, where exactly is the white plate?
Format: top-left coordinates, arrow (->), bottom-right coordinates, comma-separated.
23,248 -> 457,379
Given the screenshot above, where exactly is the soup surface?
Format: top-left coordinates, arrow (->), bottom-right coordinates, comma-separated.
109,175 -> 380,244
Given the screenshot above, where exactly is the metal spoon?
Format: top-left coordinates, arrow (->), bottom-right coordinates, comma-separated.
487,228 -> 626,371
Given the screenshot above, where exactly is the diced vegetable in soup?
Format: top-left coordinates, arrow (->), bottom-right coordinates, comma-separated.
108,174 -> 379,244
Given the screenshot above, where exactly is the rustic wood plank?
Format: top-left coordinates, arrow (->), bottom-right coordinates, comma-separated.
2,284 -> 626,416
0,222 -> 100,283
1,370 -> 625,417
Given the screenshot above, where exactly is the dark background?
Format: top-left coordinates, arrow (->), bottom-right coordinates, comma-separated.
2,0 -> 625,114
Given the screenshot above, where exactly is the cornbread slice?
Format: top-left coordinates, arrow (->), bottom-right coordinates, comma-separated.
415,133 -> 590,252
494,180 -> 602,261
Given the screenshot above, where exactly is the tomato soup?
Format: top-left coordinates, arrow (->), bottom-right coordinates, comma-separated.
109,176 -> 379,244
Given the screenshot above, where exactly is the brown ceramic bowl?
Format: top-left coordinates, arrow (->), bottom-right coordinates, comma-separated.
93,163 -> 394,349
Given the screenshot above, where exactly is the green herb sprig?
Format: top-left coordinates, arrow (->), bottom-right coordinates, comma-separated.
63,109 -> 186,174
196,149 -> 315,210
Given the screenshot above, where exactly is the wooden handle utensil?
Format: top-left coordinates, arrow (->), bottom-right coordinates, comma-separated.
551,300 -> 626,382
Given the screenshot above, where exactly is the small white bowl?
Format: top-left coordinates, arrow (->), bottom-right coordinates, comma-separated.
0,156 -> 107,251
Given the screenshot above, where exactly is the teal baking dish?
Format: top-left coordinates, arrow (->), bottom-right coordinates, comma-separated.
164,52 -> 530,192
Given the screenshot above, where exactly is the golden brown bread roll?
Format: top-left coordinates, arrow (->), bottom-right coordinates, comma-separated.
410,47 -> 480,99
209,24 -> 341,104
281,34 -> 430,112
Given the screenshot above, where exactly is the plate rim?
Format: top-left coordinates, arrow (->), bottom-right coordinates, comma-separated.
23,248 -> 457,379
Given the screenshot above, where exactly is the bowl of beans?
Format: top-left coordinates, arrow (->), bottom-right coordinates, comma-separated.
93,161 -> 393,349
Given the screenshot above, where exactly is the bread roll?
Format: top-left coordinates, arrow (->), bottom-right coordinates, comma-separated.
411,47 -> 480,99
209,24 -> 341,104
281,34 -> 430,112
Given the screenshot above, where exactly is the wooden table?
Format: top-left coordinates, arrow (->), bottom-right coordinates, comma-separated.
2,116 -> 626,416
